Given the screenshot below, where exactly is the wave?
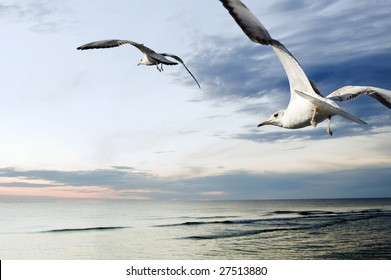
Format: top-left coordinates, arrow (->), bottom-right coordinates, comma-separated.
158,209 -> 389,228
271,210 -> 336,215
182,209 -> 391,240
179,215 -> 238,220
155,219 -> 262,227
42,226 -> 128,233
186,227 -> 295,240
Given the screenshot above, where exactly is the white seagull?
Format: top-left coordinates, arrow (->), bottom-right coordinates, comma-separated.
219,0 -> 391,136
77,39 -> 201,88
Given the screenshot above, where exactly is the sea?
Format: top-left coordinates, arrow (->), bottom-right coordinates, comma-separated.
1,198 -> 390,260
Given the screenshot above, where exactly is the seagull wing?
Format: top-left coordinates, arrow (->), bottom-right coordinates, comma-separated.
77,39 -> 156,55
160,53 -> 201,89
219,0 -> 321,102
295,90 -> 367,125
148,53 -> 179,66
327,86 -> 391,109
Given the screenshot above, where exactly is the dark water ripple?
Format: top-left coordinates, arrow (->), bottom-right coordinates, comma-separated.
171,209 -> 391,240
42,226 -> 128,233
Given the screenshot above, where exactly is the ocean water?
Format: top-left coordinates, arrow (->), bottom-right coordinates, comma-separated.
0,198 -> 390,260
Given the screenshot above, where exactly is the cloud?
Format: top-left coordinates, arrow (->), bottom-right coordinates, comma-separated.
0,166 -> 176,201
199,191 -> 225,196
1,165 -> 390,201
180,167 -> 391,200
269,0 -> 329,13
0,0 -> 76,33
0,166 -> 156,190
188,35 -> 287,100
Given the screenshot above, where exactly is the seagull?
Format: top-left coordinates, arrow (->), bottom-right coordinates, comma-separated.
77,39 -> 201,88
219,0 -> 391,136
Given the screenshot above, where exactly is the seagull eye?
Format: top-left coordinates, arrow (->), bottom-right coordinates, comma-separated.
273,113 -> 279,118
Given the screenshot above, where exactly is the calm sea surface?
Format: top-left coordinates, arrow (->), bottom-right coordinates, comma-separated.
1,198 -> 390,259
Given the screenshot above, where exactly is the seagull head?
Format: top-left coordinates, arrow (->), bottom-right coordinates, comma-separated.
257,110 -> 285,128
137,59 -> 144,66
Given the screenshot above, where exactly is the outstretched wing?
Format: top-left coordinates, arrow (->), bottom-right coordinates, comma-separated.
77,39 -> 156,55
160,53 -> 201,88
219,0 -> 320,102
327,86 -> 391,109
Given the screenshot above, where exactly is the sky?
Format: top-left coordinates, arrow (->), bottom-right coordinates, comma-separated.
0,0 -> 390,202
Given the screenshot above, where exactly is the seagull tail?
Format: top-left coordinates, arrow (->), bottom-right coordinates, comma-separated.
295,90 -> 367,125
334,109 -> 367,125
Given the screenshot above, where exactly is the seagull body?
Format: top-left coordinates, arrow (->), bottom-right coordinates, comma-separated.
219,0 -> 391,135
77,39 -> 201,88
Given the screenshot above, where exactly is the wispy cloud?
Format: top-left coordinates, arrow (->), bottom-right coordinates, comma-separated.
188,35 -> 286,100
0,166 -> 156,190
0,0 -> 76,33
0,166 -> 173,201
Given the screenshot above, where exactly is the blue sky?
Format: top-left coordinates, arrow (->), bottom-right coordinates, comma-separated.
0,0 -> 390,201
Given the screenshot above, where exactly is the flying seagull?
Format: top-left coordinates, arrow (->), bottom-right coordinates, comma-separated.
77,39 -> 201,88
219,0 -> 391,136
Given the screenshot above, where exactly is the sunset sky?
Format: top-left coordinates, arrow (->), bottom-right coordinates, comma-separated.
1,0 -> 390,201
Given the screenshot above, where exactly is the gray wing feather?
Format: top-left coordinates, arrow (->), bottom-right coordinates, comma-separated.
327,86 -> 391,109
77,39 -> 156,54
219,0 -> 272,44
161,53 -> 201,89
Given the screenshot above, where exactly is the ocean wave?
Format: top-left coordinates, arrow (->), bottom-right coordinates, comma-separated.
155,219 -> 263,227
179,215 -> 238,220
157,209 -> 389,228
42,226 -> 128,233
182,209 -> 391,240
271,210 -> 336,215
185,227 -> 299,240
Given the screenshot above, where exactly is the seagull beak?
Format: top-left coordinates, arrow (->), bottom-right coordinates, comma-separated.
257,120 -> 271,127
137,63 -> 141,66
